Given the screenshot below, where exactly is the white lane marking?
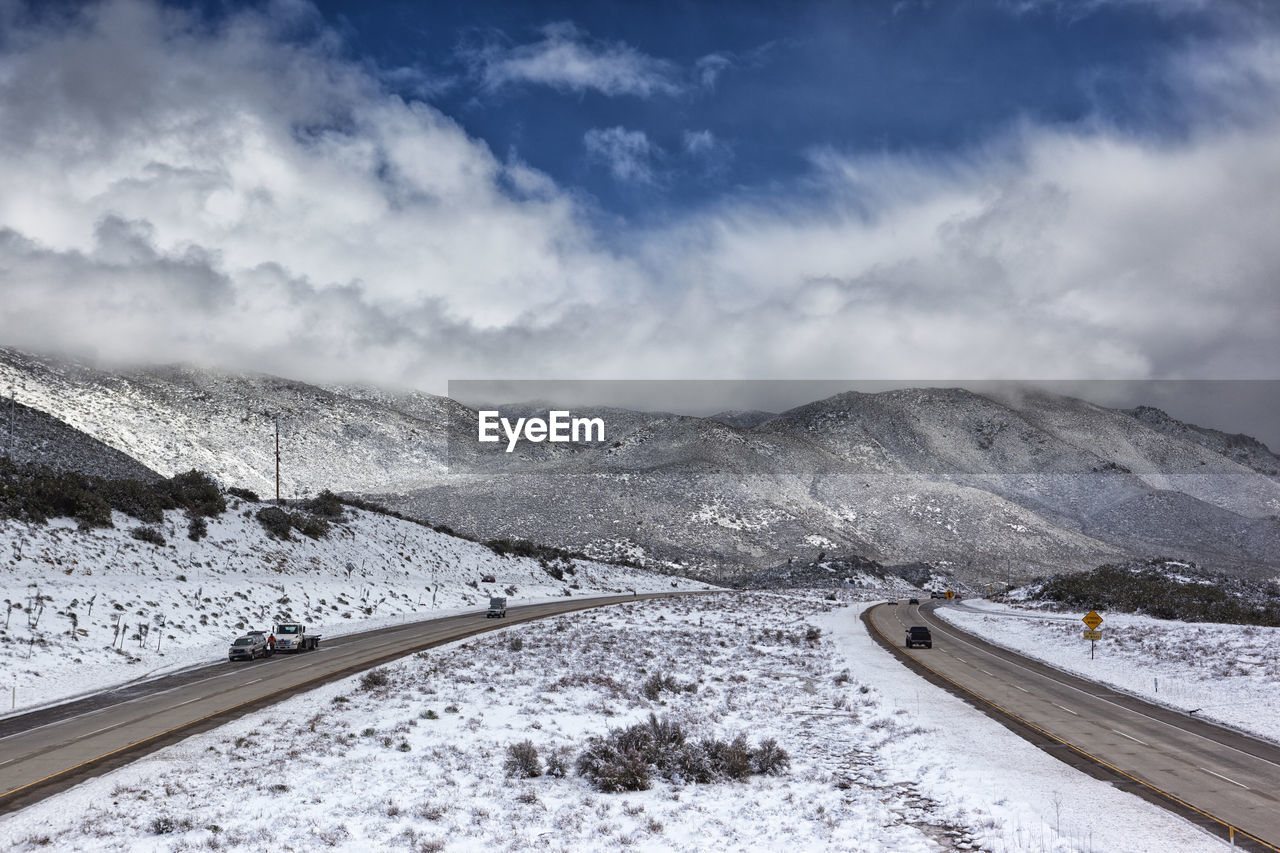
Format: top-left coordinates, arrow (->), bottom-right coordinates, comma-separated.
1111,728 -> 1148,746
173,697 -> 202,708
1200,768 -> 1249,790
1013,685 -> 1030,693
1052,703 -> 1080,716
979,668 -> 996,677
83,723 -> 121,738
952,656 -> 966,663
916,609 -> 1280,772
243,678 -> 264,686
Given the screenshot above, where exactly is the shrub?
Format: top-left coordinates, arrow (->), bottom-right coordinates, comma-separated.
360,668 -> 391,691
576,736 -> 652,792
228,487 -> 260,502
641,672 -> 682,701
575,714 -> 787,792
303,489 -> 345,519
750,738 -> 791,776
130,525 -> 165,546
507,634 -> 524,652
544,746 -> 571,778
163,470 -> 226,517
295,515 -> 331,540
187,514 -> 208,541
149,816 -> 177,835
256,506 -> 293,540
504,740 -> 543,779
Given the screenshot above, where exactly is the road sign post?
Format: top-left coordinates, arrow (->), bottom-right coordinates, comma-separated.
1082,611 -> 1104,659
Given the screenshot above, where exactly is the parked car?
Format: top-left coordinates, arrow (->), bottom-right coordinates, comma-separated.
905,626 -> 933,649
930,591 -> 945,599
228,634 -> 268,662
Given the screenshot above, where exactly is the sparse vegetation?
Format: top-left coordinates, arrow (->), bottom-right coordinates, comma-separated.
574,713 -> 789,793
1025,559 -> 1280,626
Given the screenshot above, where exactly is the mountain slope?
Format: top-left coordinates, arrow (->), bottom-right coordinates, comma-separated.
4,347 -> 1278,582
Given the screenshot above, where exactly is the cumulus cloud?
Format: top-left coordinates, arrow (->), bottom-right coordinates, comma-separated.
0,0 -> 1278,392
464,21 -> 682,97
584,126 -> 658,183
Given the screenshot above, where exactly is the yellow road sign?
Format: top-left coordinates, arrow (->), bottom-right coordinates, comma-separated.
945,590 -> 955,600
1082,610 -> 1104,630
1083,629 -> 1102,641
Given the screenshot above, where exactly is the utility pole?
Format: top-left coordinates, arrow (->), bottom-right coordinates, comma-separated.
274,416 -> 281,504
7,385 -> 14,459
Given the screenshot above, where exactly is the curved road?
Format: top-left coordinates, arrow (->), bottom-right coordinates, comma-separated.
0,592 -> 703,813
867,600 -> 1280,852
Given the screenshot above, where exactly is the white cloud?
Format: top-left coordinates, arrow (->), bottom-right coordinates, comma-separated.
694,53 -> 732,89
0,0 -> 1278,391
584,126 -> 658,183
466,21 -> 681,97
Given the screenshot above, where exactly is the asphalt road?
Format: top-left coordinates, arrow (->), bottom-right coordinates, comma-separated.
0,591 -> 703,813
868,600 -> 1280,852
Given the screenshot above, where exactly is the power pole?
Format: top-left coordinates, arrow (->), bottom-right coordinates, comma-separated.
7,385 -> 13,459
274,417 -> 281,504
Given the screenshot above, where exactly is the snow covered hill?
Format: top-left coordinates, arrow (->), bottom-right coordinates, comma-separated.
5,345 -> 1279,583
0,496 -> 708,712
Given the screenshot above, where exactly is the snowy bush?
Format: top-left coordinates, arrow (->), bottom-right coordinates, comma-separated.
359,668 -> 391,691
749,737 -> 791,776
130,525 -> 165,546
504,740 -> 543,779
576,712 -> 790,792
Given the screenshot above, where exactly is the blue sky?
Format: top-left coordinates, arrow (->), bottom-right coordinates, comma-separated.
0,0 -> 1278,401
303,0 -> 1217,219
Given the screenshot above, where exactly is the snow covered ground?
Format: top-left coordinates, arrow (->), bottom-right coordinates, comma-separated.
0,593 -> 1226,852
938,599 -> 1280,744
1,500 -> 707,713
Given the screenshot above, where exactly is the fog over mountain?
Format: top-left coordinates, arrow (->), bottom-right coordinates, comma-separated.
5,347 -> 1278,584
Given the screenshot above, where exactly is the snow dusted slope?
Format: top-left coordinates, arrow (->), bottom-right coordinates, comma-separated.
0,399 -> 160,481
0,498 -> 707,712
0,594 -> 1228,852
5,346 -> 1279,581
0,347 -> 456,496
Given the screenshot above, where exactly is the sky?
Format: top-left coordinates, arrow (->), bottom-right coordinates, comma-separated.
1,0 -> 1279,404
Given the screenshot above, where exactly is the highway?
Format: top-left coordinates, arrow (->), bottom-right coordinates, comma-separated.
0,592 -> 702,813
867,600 -> 1280,852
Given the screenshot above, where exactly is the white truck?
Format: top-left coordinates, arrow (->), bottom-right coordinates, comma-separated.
486,597 -> 507,618
272,621 -> 321,652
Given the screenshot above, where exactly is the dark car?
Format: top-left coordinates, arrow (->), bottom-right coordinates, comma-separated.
228,634 -> 268,662
905,626 -> 933,649
908,597 -> 920,605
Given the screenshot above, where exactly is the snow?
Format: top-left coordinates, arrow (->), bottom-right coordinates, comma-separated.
937,599 -> 1280,744
0,594 -> 1226,852
1,503 -> 707,714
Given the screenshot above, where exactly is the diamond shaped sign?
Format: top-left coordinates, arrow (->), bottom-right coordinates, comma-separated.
1082,610 -> 1104,630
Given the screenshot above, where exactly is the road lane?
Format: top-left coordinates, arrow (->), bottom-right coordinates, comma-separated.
868,601 -> 1280,852
0,591 -> 707,813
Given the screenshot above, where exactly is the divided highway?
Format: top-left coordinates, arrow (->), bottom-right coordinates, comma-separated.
868,601 -> 1280,852
0,592 -> 702,813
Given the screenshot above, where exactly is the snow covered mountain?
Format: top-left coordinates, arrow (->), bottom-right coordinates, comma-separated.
4,346 -> 1278,583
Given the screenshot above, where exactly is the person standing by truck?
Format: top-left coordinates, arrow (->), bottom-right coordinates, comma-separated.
267,632 -> 276,656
